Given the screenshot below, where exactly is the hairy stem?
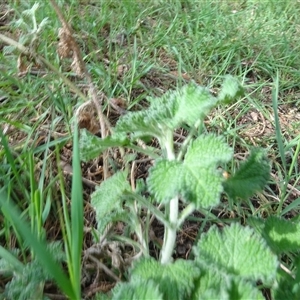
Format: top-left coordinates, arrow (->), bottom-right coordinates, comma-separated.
177,203 -> 195,228
177,119 -> 201,161
123,191 -> 170,228
160,129 -> 178,264
160,196 -> 178,264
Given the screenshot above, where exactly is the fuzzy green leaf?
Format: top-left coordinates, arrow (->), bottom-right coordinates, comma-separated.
227,278 -> 265,300
192,267 -> 229,299
262,216 -> 300,254
79,129 -> 129,161
148,134 -> 232,208
129,257 -> 200,299
146,84 -> 218,129
81,79 -> 242,158
0,248 -> 23,275
91,170 -> 131,233
180,168 -> 224,208
192,268 -> 264,300
2,244 -> 63,300
194,223 -> 278,282
116,83 -> 229,140
274,258 -> 300,299
182,135 -> 232,207
115,110 -> 165,139
223,148 -> 270,200
3,260 -> 46,300
96,210 -> 131,234
147,160 -> 182,203
184,135 -> 233,167
166,84 -> 218,128
218,75 -> 244,104
148,159 -> 224,208
112,279 -> 163,300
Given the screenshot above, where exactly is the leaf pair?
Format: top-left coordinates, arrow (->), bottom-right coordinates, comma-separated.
111,223 -> 278,300
147,134 -> 233,208
80,76 -> 243,161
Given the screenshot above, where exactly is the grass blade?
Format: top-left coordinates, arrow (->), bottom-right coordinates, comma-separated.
0,187 -> 76,299
70,123 -> 84,298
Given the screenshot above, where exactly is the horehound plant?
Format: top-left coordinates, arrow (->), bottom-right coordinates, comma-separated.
79,76 -> 297,299
1,1 -> 299,298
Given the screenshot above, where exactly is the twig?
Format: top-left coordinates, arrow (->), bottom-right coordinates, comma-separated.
130,161 -> 136,191
280,263 -> 295,279
271,173 -> 300,197
88,254 -> 121,282
0,33 -> 87,100
43,293 -> 68,300
49,0 -> 111,180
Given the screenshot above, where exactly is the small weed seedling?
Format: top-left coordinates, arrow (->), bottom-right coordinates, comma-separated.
79,77 -> 285,299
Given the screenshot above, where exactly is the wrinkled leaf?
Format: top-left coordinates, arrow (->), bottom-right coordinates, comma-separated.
218,75 -> 244,104
148,134 -> 232,208
223,148 -> 270,200
91,170 -> 131,232
112,279 -> 163,300
115,109 -> 165,140
116,80 -> 242,141
184,135 -> 233,167
79,129 -> 129,161
262,216 -> 300,254
170,84 -> 218,128
192,268 -> 264,300
194,223 -> 278,282
147,160 -> 182,203
130,257 -> 200,299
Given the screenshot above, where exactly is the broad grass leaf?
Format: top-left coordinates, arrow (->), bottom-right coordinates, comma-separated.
194,223 -> 278,282
71,124 -> 83,299
281,197 -> 300,216
91,170 -> 131,232
0,188 -> 76,299
129,257 -> 200,299
223,148 -> 270,200
262,216 -> 300,254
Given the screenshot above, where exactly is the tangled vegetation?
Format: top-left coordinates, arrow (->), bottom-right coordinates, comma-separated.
1,1 -> 300,299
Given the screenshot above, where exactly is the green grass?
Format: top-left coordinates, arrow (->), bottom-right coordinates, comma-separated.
1,0 -> 300,298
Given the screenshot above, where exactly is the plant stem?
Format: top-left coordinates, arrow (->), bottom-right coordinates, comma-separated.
177,203 -> 196,228
160,129 -> 178,264
123,191 -> 170,228
129,201 -> 149,256
160,196 -> 178,264
177,119 -> 201,161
